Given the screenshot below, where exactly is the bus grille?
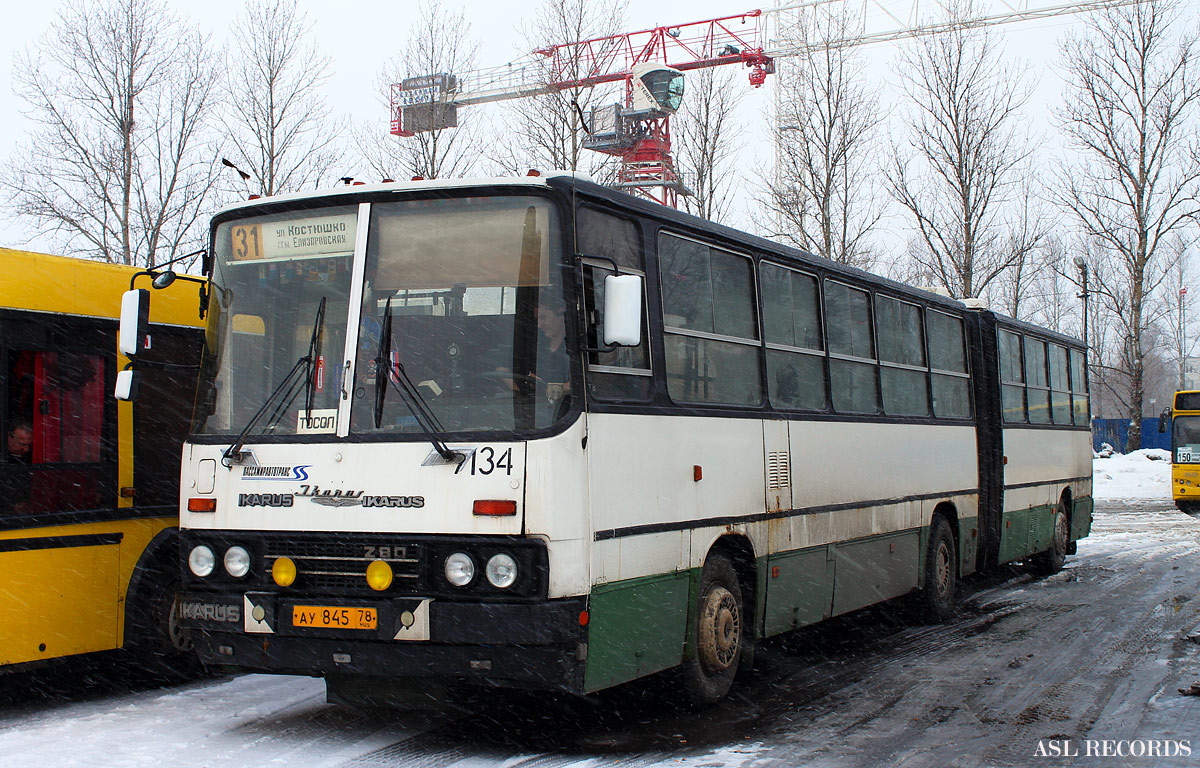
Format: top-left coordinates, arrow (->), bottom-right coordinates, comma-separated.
261,538 -> 423,595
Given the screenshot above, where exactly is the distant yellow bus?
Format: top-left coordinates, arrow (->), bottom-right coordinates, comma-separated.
0,248 -> 204,672
1165,390 -> 1200,513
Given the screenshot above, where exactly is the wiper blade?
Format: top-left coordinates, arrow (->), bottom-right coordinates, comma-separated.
374,297 -> 461,463
223,298 -> 326,464
304,297 -> 327,417
373,297 -> 393,429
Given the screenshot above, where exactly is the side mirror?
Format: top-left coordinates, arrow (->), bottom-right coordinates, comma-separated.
119,289 -> 150,358
114,368 -> 142,402
602,274 -> 643,347
1160,408 -> 1171,434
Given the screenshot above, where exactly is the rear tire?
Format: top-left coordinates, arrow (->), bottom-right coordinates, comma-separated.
917,516 -> 957,623
1031,502 -> 1069,575
680,555 -> 743,707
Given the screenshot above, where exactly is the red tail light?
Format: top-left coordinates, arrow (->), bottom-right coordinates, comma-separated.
472,500 -> 517,516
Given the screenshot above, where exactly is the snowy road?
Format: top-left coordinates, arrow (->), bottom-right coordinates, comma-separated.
2,500 -> 1199,768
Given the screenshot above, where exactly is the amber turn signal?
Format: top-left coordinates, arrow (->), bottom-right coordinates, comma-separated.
272,556 -> 297,587
366,559 -> 394,591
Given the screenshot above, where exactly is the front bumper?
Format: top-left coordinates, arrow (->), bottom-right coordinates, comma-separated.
180,591 -> 587,691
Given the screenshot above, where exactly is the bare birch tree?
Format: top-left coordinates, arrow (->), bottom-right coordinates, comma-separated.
353,0 -> 482,181
758,12 -> 883,268
222,0 -> 340,196
675,67 -> 743,224
495,0 -> 627,176
5,0 -> 218,267
1154,235 -> 1197,392
887,19 -> 1042,298
1055,0 -> 1200,449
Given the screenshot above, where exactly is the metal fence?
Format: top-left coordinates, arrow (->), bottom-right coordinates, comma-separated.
1090,418 -> 1170,453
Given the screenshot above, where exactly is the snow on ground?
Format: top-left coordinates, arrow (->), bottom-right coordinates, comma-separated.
1093,448 -> 1172,501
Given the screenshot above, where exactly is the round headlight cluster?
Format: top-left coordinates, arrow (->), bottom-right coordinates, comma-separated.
443,552 -> 519,589
485,554 -> 518,588
444,552 -> 475,586
188,545 -> 215,577
224,546 -> 251,578
188,544 -> 252,579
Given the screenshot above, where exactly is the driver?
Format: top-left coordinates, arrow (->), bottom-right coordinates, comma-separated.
531,302 -> 569,402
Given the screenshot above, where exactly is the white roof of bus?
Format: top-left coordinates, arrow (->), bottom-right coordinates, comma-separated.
215,172 -> 594,217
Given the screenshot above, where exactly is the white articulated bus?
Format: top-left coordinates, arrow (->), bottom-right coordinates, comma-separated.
151,174 -> 1091,706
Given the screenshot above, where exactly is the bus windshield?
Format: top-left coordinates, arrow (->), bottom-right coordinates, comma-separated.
195,195 -> 569,438
1175,415 -> 1200,463
197,205 -> 357,437
352,196 -> 568,435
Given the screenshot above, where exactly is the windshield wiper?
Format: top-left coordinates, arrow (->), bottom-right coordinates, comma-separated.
224,297 -> 327,464
373,297 -> 461,463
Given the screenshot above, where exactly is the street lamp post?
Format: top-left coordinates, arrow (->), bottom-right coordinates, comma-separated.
1073,256 -> 1089,352
1181,286 -> 1188,390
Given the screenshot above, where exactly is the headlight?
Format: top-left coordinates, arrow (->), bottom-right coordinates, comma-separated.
224,545 -> 251,578
444,552 -> 475,587
486,553 -> 518,588
188,545 -> 215,577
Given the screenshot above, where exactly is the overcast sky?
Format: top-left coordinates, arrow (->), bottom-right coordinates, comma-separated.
0,0 -> 1168,255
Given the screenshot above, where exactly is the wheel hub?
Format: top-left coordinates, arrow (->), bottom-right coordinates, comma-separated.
698,585 -> 740,672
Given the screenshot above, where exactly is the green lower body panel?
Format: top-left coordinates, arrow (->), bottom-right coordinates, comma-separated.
763,546 -> 831,635
1072,496 -> 1093,541
583,571 -> 692,693
832,531 -> 920,616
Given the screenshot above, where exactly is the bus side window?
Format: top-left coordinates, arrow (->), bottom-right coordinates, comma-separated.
1069,348 -> 1089,425
760,262 -> 826,410
1024,337 -> 1051,424
577,207 -> 652,401
876,296 -> 929,417
824,280 -> 878,414
998,330 -> 1025,423
659,233 -> 761,406
3,348 -> 105,514
1049,344 -> 1071,424
927,310 -> 971,419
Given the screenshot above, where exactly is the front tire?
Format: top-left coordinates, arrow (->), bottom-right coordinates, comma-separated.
129,571 -> 202,682
681,555 -> 743,707
917,516 -> 958,622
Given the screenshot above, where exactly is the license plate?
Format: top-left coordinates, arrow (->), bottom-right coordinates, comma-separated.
292,605 -> 377,630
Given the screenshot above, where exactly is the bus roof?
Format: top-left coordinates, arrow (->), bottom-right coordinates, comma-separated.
0,248 -> 203,327
210,174 -> 1083,348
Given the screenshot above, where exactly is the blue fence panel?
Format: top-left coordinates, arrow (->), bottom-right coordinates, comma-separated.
1091,418 -> 1170,453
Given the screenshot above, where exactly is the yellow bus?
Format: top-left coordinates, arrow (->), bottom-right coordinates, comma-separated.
1165,390 -> 1200,513
0,248 -> 204,673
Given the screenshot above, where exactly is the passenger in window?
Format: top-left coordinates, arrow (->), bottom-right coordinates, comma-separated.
5,421 -> 32,463
775,364 -> 800,404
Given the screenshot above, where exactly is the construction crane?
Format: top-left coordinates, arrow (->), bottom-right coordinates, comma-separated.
390,12 -> 774,208
391,0 -> 1144,209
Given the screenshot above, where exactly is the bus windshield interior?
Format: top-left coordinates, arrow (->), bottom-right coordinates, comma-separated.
352,196 -> 569,435
1175,415 -> 1200,463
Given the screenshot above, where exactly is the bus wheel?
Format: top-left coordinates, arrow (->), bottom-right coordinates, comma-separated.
681,554 -> 743,707
918,517 -> 957,623
1032,503 -> 1070,575
132,573 -> 201,682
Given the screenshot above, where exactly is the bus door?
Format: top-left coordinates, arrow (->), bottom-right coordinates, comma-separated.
0,315 -> 121,663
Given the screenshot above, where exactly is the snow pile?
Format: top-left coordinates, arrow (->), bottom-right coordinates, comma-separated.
1093,448 -> 1171,501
